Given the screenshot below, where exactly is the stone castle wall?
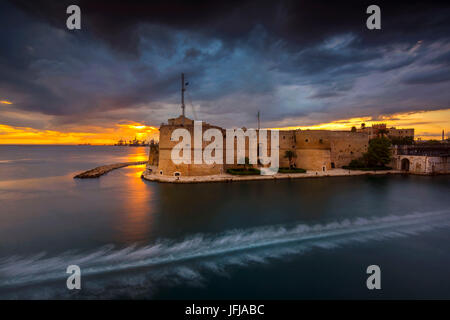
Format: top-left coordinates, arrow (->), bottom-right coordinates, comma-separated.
156,117 -> 369,176
158,117 -> 225,176
392,155 -> 450,174
293,131 -> 368,170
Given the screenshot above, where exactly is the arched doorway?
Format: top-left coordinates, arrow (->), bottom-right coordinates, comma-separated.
401,158 -> 410,171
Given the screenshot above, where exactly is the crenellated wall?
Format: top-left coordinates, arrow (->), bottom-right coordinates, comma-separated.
156,116 -> 369,176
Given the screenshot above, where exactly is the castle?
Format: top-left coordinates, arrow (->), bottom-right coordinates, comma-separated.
148,74 -> 439,178
357,123 -> 414,140
154,115 -> 369,177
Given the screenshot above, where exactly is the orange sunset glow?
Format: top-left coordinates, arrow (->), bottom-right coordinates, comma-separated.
0,122 -> 159,145
274,108 -> 450,140
0,108 -> 448,144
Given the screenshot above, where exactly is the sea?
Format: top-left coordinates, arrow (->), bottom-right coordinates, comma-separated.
0,145 -> 449,299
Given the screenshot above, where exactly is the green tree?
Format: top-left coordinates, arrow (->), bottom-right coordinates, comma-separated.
363,137 -> 392,167
243,157 -> 252,170
425,139 -> 441,144
376,128 -> 389,137
284,150 -> 297,169
351,126 -> 357,132
390,136 -> 414,145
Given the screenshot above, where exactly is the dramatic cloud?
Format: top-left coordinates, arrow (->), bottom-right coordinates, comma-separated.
1,0 -> 449,139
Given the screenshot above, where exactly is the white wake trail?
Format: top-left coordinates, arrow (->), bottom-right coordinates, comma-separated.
1,209 -> 450,291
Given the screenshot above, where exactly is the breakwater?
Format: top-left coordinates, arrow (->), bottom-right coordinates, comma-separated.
74,161 -> 147,178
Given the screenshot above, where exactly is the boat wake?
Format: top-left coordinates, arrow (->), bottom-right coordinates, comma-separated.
1,209 -> 449,298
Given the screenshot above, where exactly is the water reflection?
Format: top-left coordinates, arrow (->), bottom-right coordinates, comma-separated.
113,165 -> 157,244
121,148 -> 148,163
112,147 -> 155,243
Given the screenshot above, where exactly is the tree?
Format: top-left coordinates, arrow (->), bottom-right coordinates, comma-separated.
284,150 -> 296,169
348,158 -> 365,168
243,157 -> 252,170
351,126 -> 357,132
376,128 -> 389,137
361,123 -> 366,129
363,137 -> 392,167
390,136 -> 414,145
425,139 -> 441,144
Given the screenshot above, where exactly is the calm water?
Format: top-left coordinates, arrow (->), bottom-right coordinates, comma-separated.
0,145 -> 449,299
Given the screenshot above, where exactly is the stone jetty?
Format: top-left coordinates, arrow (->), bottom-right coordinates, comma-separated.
74,161 -> 147,179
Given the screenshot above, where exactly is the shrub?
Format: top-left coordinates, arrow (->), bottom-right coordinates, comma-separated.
278,167 -> 306,173
389,136 -> 414,145
348,159 -> 365,168
226,168 -> 261,175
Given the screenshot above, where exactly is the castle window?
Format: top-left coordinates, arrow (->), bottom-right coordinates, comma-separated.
319,139 -> 323,144
331,162 -> 335,169
174,172 -> 181,177
305,139 -> 309,142
159,170 -> 163,175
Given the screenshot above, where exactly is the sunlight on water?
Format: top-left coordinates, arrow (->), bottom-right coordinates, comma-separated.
123,149 -> 148,163
116,166 -> 155,243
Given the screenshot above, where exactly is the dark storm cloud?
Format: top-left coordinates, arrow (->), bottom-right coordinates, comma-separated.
2,0 -> 450,128
403,68 -> 450,84
13,0 -> 449,50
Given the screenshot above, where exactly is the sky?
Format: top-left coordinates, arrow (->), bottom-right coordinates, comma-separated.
0,0 -> 449,144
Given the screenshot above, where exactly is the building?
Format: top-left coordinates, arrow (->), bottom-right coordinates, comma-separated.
153,115 -> 369,177
279,129 -> 368,171
357,123 -> 414,140
157,115 -> 226,176
151,74 -> 369,177
391,144 -> 450,174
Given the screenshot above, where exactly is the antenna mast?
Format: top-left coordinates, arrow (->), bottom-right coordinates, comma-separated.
181,73 -> 186,118
257,111 -> 260,130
